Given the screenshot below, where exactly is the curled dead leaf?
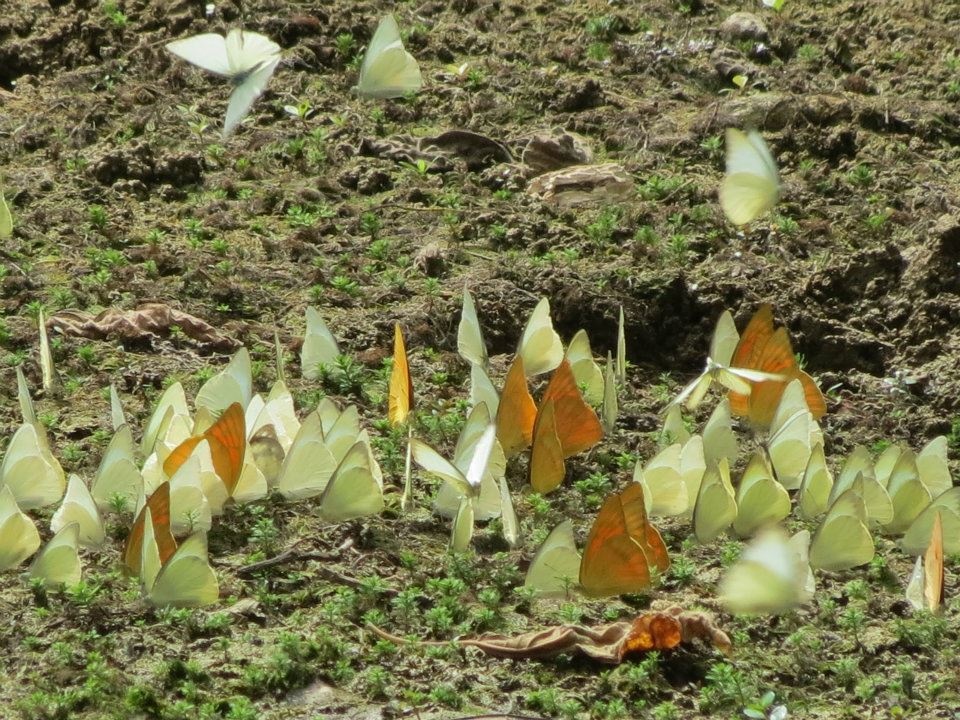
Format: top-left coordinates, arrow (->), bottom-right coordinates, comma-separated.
526,163 -> 634,208
368,607 -> 730,665
49,304 -> 239,351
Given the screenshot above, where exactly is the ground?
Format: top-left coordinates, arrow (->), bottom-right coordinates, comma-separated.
0,0 -> 959,718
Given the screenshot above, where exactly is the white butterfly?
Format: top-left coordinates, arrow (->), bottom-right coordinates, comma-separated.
356,15 -> 422,99
166,28 -> 281,137
718,128 -> 780,226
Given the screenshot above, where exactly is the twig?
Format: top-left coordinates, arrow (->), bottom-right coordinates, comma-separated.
237,548 -> 339,576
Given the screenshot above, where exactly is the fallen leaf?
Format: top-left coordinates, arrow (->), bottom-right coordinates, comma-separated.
49,304 -> 239,351
368,607 -> 730,664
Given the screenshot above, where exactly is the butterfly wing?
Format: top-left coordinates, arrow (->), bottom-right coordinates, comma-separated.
122,482 -> 176,576
524,519 -> 581,597
302,307 -> 340,380
357,16 -> 422,98
166,33 -> 232,76
495,356 -> 537,458
458,288 -> 488,368
223,54 -> 280,137
203,403 -> 246,496
579,484 -> 669,597
719,129 -> 779,226
0,485 -> 41,570
146,532 -> 219,608
388,324 -> 413,425
529,400 -> 566,494
0,188 -> 12,239
29,522 -> 82,587
50,474 -> 105,548
517,298 -> 563,377
540,359 -> 603,457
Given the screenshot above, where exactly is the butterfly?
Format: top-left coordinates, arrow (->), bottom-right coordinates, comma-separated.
529,360 -> 605,494
809,479 -> 875,571
0,485 -> 40,571
164,402 -> 252,512
728,305 -> 826,429
524,519 -> 582,597
470,363 -> 500,415
166,28 -> 281,137
905,511 -> 944,614
247,379 -> 302,454
634,442 -> 700,518
732,452 -> 791,538
702,398 -> 739,469
718,128 -> 780,226
141,381 -> 190,455
902,487 -> 960,556
318,440 -> 385,522
829,448 -> 892,527
38,309 -> 60,393
90,425 -> 143,512
196,348 -> 253,415
693,458 -> 738,543
139,507 -> 219,608
29,522 -> 82,588
302,307 -> 340,380
565,330 -> 604,406
355,15 -> 422,99
616,306 -> 627,384
51,474 -> 105,548
882,449 -> 933,535
796,442 -> 833,520
273,410 -> 337,500
458,288 -> 488,369
766,379 -> 822,490
499,477 -> 519,548
517,298 -> 563,377
719,526 -> 814,615
388,323 -> 414,426
673,310 -> 784,410
0,187 -> 12,239
602,353 -> 618,434
579,483 -> 670,597
1,421 -> 65,510
122,482 -> 177,577
495,356 -> 537,459
109,384 -> 126,432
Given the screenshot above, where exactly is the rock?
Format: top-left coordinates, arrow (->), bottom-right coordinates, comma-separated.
719,12 -> 769,43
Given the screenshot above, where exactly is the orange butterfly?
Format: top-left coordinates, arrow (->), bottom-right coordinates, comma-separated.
728,305 -> 826,428
164,402 -> 246,496
388,323 -> 413,425
529,359 -> 604,494
122,482 -> 176,576
496,356 -> 537,459
579,483 -> 670,597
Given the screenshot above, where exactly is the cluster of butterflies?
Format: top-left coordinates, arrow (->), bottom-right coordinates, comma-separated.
0,310 -> 387,607
1,298 -> 953,614
522,304 -> 955,615
165,14 -> 422,137
388,291 -> 624,552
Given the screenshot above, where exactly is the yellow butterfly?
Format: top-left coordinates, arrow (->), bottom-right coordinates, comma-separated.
0,485 -> 40,571
809,479 -> 875,571
517,298 -> 563,377
302,307 -> 340,380
719,526 -> 814,615
523,520 -> 582,598
732,453 -> 791,538
719,128 -> 780,226
140,507 -> 219,608
29,522 -> 82,588
51,474 -> 105,548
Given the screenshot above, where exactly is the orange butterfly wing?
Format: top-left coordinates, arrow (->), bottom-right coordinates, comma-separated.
579,483 -> 670,597
496,356 -> 537,458
729,306 -> 826,427
529,399 -> 566,494
540,359 -> 604,457
122,482 -> 176,576
162,436 -> 204,480
204,402 -> 246,495
926,511 -> 944,613
388,323 -> 413,425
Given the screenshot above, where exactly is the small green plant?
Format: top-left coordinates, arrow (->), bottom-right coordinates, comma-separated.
846,163 -> 874,187
335,33 -> 356,59
796,44 -> 821,62
330,274 -> 360,296
102,1 -> 128,27
87,204 -> 108,230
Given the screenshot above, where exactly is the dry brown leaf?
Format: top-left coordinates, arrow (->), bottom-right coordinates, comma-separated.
368,607 -> 730,664
49,304 -> 239,351
526,163 -> 634,208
